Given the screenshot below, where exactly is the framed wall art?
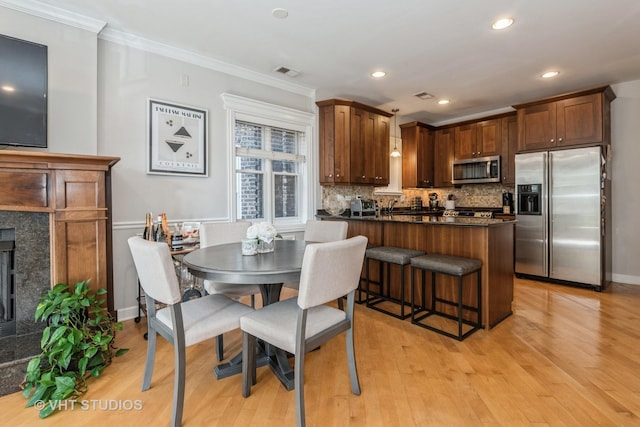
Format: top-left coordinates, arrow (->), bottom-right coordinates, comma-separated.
147,99 -> 208,176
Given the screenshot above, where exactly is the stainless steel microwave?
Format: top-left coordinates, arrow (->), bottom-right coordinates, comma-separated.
452,155 -> 501,184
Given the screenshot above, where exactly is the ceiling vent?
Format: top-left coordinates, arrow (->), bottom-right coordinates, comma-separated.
274,66 -> 300,77
413,91 -> 434,100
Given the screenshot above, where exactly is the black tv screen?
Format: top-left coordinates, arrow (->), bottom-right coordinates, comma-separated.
0,34 -> 47,148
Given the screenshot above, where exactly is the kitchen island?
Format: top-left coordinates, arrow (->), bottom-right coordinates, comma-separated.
318,213 -> 515,329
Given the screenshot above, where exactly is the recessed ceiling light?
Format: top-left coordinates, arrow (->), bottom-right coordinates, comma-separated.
492,18 -> 514,30
438,99 -> 450,105
1,85 -> 15,92
371,71 -> 386,78
272,8 -> 288,19
541,71 -> 560,78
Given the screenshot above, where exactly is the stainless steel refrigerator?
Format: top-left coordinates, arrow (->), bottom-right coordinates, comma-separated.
515,146 -> 607,290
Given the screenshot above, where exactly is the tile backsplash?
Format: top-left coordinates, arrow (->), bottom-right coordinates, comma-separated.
321,184 -> 515,211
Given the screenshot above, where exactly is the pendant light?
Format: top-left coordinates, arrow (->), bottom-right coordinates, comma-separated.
390,108 -> 401,157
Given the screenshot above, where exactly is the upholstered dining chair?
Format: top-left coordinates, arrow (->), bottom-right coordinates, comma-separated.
284,220 -> 348,291
241,235 -> 368,427
199,221 -> 261,359
128,236 -> 253,427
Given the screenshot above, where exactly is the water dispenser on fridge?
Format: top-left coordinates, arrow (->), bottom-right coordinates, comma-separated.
517,184 -> 541,215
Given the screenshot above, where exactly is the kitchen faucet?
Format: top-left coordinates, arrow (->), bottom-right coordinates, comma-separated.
387,199 -> 397,213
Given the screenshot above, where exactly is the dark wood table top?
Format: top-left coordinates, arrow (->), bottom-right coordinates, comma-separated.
183,239 -> 308,285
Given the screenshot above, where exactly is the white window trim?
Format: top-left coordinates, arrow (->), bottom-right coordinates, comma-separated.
221,93 -> 315,232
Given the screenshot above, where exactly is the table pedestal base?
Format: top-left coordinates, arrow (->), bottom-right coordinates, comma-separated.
214,282 -> 295,390
214,341 -> 294,390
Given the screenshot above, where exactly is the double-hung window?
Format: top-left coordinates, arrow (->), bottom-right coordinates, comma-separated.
222,94 -> 314,228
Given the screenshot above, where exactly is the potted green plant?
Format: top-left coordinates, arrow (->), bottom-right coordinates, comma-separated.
21,279 -> 128,418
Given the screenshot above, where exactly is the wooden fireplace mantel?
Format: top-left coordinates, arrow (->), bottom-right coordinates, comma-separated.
0,150 -> 120,313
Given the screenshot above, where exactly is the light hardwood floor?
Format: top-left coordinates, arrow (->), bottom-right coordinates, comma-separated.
2,278 -> 640,426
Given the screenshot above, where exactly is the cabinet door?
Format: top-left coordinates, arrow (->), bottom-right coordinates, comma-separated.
434,128 -> 454,187
556,93 -> 603,147
401,126 -> 418,188
517,102 -> 556,152
52,169 -> 108,298
501,115 -> 518,185
454,123 -> 477,159
333,105 -> 351,184
318,105 -> 350,184
476,118 -> 502,157
417,127 -> 434,187
350,108 -> 376,184
374,114 -> 390,186
318,105 -> 336,184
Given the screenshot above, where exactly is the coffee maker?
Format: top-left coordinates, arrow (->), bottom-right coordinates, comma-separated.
502,192 -> 514,214
428,193 -> 439,210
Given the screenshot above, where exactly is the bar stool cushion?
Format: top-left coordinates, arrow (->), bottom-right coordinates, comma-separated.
411,254 -> 481,276
365,246 -> 425,265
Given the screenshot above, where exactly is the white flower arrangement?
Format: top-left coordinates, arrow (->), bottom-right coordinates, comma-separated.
246,222 -> 281,243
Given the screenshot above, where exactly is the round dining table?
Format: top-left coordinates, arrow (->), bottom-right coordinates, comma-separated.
183,239 -> 309,390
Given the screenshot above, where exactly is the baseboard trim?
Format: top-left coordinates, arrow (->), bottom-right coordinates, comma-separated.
611,273 -> 640,286
117,305 -> 143,322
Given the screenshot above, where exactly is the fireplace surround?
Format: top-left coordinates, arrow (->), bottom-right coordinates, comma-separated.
0,150 -> 119,396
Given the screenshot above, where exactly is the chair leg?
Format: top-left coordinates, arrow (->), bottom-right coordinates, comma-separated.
242,332 -> 256,397
142,325 -> 157,391
346,324 -> 361,395
216,334 -> 224,361
172,330 -> 186,427
294,345 -> 306,427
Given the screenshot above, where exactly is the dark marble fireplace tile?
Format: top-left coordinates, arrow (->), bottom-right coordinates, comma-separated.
0,211 -> 50,396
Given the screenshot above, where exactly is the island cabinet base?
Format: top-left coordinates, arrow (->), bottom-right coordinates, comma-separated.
343,219 -> 514,329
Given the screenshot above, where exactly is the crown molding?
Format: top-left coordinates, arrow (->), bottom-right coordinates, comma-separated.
0,0 -> 106,33
99,28 -> 316,98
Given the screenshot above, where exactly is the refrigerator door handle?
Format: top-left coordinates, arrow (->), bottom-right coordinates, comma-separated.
546,154 -> 552,276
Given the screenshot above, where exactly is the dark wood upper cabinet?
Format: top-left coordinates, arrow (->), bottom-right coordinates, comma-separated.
400,121 -> 435,188
454,119 -> 502,160
434,127 -> 455,188
501,113 -> 518,185
475,119 -> 502,157
514,86 -> 616,152
317,99 -> 391,186
317,103 -> 351,185
454,123 -> 477,159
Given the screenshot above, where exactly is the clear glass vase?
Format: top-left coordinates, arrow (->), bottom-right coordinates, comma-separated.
257,239 -> 275,253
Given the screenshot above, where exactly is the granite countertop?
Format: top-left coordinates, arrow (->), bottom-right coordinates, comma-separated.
316,211 -> 515,227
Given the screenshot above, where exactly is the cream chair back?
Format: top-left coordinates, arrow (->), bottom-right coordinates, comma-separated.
303,220 -> 348,242
128,236 -> 181,305
297,235 -> 367,309
200,221 -> 251,247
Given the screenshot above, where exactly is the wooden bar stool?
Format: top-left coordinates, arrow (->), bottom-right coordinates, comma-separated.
410,254 -> 482,340
365,246 -> 425,319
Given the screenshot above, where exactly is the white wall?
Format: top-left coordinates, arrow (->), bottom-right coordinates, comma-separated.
610,80 -> 640,285
96,40 -> 315,318
0,8 -> 98,154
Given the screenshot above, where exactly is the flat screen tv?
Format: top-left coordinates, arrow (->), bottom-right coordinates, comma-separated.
0,34 -> 47,148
